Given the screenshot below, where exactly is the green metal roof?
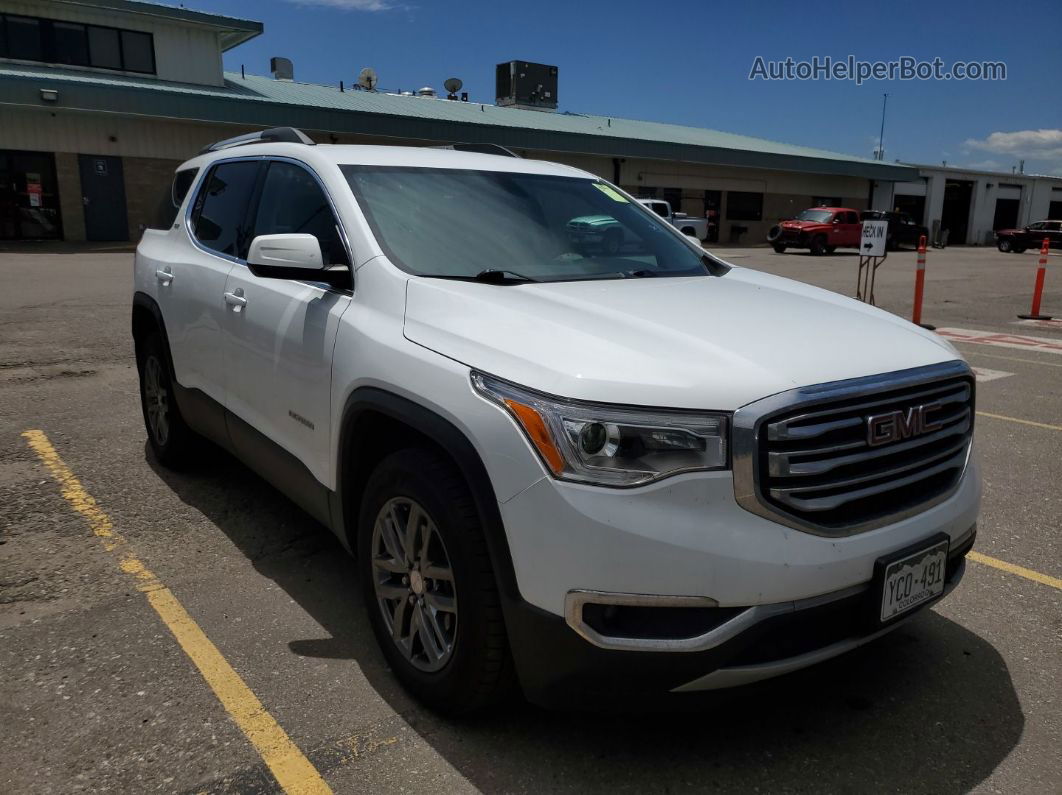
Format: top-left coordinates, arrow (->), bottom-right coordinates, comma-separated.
0,63 -> 917,180
49,0 -> 262,50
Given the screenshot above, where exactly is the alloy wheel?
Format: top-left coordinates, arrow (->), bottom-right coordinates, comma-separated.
371,497 -> 458,672
143,355 -> 170,446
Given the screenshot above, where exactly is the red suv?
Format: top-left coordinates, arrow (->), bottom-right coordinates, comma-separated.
767,207 -> 862,255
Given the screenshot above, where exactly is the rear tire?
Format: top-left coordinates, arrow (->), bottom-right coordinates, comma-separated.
138,334 -> 197,467
358,448 -> 514,715
766,225 -> 783,243
810,235 -> 828,256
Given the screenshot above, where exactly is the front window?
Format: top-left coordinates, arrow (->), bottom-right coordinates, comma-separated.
795,209 -> 834,223
341,166 -> 715,282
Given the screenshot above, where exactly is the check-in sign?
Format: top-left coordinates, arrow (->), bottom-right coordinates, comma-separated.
861,219 -> 888,257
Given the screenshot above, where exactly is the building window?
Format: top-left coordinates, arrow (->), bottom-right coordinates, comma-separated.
726,191 -> 763,221
119,30 -> 154,73
4,16 -> 43,61
812,196 -> 841,207
0,13 -> 155,74
87,26 -> 122,70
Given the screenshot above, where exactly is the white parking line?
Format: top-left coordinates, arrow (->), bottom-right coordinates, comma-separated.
937,328 -> 1062,356
1013,318 -> 1062,330
971,367 -> 1014,383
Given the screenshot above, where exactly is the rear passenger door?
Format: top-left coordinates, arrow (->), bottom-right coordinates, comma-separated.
221,159 -> 353,490
165,159 -> 259,405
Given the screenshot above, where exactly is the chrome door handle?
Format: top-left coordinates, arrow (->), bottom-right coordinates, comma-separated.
224,289 -> 247,311
156,268 -> 173,284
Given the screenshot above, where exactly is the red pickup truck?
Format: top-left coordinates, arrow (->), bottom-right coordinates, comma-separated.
767,207 -> 862,255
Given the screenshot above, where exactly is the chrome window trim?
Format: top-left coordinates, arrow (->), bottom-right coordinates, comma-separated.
732,359 -> 975,537
184,154 -> 355,293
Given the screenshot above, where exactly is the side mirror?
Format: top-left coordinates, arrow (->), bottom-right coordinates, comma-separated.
246,233 -> 351,289
248,233 -> 323,271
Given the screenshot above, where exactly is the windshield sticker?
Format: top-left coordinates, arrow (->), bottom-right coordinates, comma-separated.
593,183 -> 629,203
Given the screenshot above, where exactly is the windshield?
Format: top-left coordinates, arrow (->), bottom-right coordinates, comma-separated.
341,166 -> 714,282
795,209 -> 834,223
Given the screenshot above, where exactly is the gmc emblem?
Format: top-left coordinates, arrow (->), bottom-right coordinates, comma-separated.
866,402 -> 943,447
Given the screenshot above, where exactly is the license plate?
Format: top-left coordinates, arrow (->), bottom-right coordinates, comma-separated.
877,537 -> 949,622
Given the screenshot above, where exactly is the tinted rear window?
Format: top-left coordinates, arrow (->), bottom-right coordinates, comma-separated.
191,161 -> 260,258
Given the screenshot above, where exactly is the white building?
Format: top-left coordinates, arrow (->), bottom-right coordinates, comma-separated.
873,165 -> 1062,246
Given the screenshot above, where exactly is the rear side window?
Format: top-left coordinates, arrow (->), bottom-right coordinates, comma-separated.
845,211 -> 859,224
149,167 -> 198,230
191,161 -> 260,259
252,161 -> 349,266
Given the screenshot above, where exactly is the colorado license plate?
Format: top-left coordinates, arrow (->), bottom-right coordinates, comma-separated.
878,537 -> 949,622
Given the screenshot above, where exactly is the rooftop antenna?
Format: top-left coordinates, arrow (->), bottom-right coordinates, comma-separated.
357,67 -> 378,91
443,77 -> 463,100
876,93 -> 888,161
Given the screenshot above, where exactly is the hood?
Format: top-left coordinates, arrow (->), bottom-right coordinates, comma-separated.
782,220 -> 826,230
402,267 -> 960,410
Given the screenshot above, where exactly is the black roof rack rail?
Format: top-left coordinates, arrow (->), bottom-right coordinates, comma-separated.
436,143 -> 520,158
200,127 -> 315,154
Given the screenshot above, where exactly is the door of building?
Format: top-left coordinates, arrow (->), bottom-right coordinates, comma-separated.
992,198 -> 1019,231
941,180 -> 973,244
78,154 -> 128,241
704,190 -> 721,243
0,150 -> 63,240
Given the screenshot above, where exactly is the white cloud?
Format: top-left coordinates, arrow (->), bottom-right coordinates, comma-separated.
963,129 -> 1062,159
285,0 -> 397,10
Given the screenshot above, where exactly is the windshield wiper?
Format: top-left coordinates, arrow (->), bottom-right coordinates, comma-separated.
420,269 -> 539,284
473,269 -> 538,283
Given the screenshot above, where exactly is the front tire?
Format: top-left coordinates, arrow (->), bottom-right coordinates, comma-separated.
138,334 -> 196,467
810,234 -> 828,256
772,243 -> 787,253
358,448 -> 514,714
998,238 -> 1012,253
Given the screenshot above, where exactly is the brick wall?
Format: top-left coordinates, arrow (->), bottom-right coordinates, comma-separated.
54,152 -> 85,242
122,156 -> 181,242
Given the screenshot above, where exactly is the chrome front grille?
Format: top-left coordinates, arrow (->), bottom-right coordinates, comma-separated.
733,361 -> 975,536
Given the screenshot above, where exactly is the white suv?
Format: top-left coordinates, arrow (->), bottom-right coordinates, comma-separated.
133,128 -> 980,713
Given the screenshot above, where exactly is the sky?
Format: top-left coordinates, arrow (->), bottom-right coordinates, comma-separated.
193,0 -> 1062,175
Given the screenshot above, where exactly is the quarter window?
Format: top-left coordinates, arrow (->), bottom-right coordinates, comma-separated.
252,162 -> 348,266
191,162 -> 260,259
149,167 -> 199,231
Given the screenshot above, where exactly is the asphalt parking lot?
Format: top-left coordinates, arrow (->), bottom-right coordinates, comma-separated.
1,242 -> 1060,794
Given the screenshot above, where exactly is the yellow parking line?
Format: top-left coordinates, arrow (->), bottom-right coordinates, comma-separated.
967,551 -> 1062,591
976,411 -> 1062,432
21,430 -> 332,795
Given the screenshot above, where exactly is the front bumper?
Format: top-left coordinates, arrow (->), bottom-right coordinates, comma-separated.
504,528 -> 973,707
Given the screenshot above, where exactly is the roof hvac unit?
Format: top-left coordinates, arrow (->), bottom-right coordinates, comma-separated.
495,61 -> 557,111
270,57 -> 294,81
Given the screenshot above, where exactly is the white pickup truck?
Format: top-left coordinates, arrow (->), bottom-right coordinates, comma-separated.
637,198 -> 711,240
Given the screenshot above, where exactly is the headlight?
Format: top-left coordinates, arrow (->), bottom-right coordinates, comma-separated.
471,372 -> 728,487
